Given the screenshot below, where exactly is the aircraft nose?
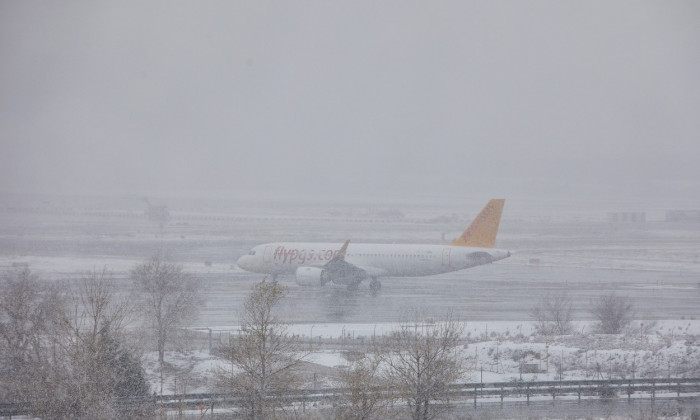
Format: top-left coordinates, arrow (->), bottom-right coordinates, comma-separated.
236,255 -> 250,270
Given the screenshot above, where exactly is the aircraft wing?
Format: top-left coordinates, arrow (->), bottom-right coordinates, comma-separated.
321,240 -> 387,283
322,257 -> 369,279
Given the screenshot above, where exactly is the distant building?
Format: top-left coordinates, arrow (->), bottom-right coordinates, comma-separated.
666,210 -> 700,222
607,212 -> 646,223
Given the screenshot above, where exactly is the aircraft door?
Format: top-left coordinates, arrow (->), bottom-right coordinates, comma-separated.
263,246 -> 273,263
442,248 -> 451,266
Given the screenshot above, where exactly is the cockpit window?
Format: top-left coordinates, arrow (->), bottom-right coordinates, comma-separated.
249,250 -> 256,256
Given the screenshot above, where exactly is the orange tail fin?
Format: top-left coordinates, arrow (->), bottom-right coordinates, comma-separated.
450,199 -> 505,248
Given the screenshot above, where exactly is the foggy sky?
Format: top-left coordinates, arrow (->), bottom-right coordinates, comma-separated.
2,1 -> 699,203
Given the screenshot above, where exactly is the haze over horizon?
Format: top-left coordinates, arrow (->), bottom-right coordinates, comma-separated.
2,2 -> 699,207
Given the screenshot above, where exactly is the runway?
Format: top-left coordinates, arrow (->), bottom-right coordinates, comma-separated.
1,196 -> 699,328
197,262 -> 700,327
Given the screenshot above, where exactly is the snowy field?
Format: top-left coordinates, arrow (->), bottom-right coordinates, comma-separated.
142,319 -> 700,394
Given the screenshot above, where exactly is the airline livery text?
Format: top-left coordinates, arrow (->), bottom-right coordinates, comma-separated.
273,246 -> 340,264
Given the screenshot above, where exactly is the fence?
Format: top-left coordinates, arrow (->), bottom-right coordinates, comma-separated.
3,377 -> 700,418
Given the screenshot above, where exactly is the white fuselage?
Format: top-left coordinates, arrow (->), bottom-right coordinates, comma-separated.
236,242 -> 510,278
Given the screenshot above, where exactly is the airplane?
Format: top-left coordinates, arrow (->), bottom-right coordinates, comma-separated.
236,199 -> 510,292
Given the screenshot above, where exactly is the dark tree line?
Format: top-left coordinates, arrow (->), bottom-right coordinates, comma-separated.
0,268 -> 151,419
0,255 -> 202,419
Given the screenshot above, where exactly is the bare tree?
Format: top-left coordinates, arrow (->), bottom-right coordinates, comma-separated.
529,291 -> 574,336
334,351 -> 391,420
41,268 -> 151,420
382,315 -> 468,420
66,267 -> 133,342
0,268 -> 62,403
215,279 -> 306,420
1,268 -> 152,419
131,254 -> 203,364
590,293 -> 634,334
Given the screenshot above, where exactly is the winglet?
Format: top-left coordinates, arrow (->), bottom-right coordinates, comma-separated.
450,199 -> 505,248
336,239 -> 350,260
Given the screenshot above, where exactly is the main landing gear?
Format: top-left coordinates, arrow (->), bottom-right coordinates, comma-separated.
344,277 -> 381,293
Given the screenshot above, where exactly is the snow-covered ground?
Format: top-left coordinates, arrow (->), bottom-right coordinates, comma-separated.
145,319 -> 700,397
